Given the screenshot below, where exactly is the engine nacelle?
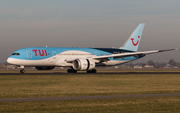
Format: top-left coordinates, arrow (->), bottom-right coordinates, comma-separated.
73,58 -> 95,71
35,66 -> 55,70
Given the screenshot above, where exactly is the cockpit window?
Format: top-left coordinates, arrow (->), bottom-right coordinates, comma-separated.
11,53 -> 20,56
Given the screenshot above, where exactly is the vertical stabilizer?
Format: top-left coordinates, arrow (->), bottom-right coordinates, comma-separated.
120,23 -> 145,51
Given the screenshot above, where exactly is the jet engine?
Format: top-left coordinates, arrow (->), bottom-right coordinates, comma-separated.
72,58 -> 95,71
35,66 -> 55,70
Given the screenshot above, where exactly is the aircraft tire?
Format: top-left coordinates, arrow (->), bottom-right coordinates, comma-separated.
67,69 -> 77,73
20,69 -> 25,73
87,69 -> 97,73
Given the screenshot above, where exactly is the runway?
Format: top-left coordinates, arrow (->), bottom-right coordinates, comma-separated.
0,93 -> 180,102
1,72 -> 180,75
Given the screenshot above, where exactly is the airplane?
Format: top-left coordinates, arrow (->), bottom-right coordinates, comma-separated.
7,23 -> 176,73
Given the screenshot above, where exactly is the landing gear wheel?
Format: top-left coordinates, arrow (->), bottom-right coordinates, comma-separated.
67,69 -> 77,73
20,69 -> 25,73
87,69 -> 97,73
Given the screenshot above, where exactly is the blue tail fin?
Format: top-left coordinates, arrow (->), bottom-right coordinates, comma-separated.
120,23 -> 145,52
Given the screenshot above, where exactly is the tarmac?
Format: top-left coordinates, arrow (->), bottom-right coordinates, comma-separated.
0,93 -> 180,102
1,72 -> 180,75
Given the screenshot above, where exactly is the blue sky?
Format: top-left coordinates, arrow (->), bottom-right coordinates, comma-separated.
0,0 -> 180,63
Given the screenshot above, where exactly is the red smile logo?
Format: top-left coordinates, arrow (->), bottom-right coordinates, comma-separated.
131,36 -> 140,46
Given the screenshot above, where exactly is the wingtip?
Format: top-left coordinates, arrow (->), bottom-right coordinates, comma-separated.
159,48 -> 177,52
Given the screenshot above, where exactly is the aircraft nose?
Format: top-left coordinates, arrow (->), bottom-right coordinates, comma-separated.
7,58 -> 14,64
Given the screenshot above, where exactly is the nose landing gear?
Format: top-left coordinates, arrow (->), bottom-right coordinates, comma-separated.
20,66 -> 25,73
20,69 -> 25,73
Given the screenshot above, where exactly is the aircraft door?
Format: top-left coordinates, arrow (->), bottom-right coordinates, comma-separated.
95,51 -> 100,56
27,51 -> 32,59
52,51 -> 57,59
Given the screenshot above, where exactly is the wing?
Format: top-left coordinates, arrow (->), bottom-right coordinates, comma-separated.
65,48 -> 176,63
91,48 -> 176,62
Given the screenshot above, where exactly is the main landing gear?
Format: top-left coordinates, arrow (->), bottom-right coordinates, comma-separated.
67,68 -> 97,73
87,69 -> 97,73
67,68 -> 77,73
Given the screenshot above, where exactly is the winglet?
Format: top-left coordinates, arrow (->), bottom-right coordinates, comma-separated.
120,23 -> 145,52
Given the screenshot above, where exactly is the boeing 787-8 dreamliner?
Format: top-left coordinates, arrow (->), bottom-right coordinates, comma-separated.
7,23 -> 176,73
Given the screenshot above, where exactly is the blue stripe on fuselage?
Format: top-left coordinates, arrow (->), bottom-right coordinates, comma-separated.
9,47 -> 143,61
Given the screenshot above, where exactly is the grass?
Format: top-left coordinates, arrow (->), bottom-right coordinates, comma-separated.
1,70 -> 180,112
0,73 -> 180,99
0,96 -> 180,113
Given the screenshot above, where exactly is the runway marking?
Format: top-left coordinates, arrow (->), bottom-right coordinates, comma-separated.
0,93 -> 180,102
